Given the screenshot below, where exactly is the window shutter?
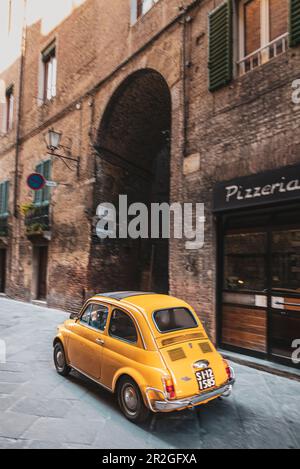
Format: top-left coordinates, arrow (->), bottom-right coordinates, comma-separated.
208,1 -> 233,92
43,160 -> 51,203
0,184 -> 3,215
3,182 -> 9,215
0,182 -> 9,216
34,163 -> 43,205
290,0 -> 300,47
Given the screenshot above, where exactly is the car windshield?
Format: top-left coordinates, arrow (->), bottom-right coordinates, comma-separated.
153,307 -> 198,333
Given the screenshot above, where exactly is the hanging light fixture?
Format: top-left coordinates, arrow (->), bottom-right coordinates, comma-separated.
45,128 -> 62,151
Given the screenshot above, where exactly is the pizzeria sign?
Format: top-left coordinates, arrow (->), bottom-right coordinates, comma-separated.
213,164 -> 300,212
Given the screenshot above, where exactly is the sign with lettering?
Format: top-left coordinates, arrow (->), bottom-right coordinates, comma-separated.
213,164 -> 300,212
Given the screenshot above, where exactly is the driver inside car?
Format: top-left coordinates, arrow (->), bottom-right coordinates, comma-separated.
90,309 -> 108,331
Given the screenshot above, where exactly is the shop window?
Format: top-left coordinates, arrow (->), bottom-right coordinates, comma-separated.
34,160 -> 51,206
224,231 -> 267,292
5,86 -> 14,133
42,44 -> 57,102
272,229 -> 300,294
238,0 -> 289,75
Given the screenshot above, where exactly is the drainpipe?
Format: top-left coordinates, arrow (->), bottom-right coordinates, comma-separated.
14,0 -> 27,218
180,5 -> 193,158
180,5 -> 188,158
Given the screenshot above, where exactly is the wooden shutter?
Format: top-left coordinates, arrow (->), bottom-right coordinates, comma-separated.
0,182 -> 9,216
208,1 -> 233,92
0,184 -> 4,215
290,0 -> 300,47
43,160 -> 51,204
34,163 -> 43,206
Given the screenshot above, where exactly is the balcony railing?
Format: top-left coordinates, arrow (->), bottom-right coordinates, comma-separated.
25,204 -> 50,235
238,33 -> 289,76
0,216 -> 8,237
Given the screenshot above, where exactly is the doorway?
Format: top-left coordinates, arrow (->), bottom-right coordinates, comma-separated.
34,246 -> 48,301
0,249 -> 6,293
220,206 -> 300,368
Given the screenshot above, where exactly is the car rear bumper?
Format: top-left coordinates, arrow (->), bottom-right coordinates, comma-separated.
146,369 -> 235,413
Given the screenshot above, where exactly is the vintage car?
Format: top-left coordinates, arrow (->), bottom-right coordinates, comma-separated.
53,292 -> 235,422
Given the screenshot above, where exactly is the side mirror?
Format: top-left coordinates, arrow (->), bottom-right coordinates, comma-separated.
70,312 -> 79,320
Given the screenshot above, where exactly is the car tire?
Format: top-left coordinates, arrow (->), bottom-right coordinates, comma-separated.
117,377 -> 150,424
54,342 -> 71,377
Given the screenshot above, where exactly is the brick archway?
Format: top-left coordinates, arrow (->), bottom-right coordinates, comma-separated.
89,69 -> 172,294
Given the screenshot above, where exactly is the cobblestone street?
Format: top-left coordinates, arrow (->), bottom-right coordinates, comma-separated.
0,297 -> 299,450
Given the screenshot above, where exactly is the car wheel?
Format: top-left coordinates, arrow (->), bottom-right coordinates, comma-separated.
54,342 -> 71,377
117,377 -> 150,423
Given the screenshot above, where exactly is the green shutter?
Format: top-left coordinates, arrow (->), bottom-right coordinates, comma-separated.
0,182 -> 9,216
208,1 -> 233,92
3,182 -> 9,215
43,160 -> 51,204
0,184 -> 4,215
34,163 -> 43,206
290,0 -> 300,47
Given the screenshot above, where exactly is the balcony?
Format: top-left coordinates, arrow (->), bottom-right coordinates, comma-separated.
0,216 -> 8,237
24,204 -> 51,237
238,33 -> 289,76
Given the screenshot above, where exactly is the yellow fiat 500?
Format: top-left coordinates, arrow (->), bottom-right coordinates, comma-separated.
53,292 -> 235,422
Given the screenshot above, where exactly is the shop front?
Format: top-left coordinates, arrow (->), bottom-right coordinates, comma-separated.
214,164 -> 300,369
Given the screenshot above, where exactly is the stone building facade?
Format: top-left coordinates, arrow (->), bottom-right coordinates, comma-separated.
0,0 -> 300,368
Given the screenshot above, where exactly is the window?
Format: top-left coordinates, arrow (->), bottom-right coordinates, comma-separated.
8,0 -> 12,35
0,182 -> 9,218
109,309 -> 138,343
5,86 -> 14,133
131,0 -> 159,23
42,44 -> 57,101
80,303 -> 109,331
153,308 -> 198,334
238,0 -> 289,75
34,160 -> 51,206
224,231 -> 267,292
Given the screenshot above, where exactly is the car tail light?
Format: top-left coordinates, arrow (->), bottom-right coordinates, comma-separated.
223,359 -> 231,381
162,376 -> 176,400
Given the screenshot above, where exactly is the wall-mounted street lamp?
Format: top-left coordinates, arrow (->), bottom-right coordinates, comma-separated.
45,128 -> 80,177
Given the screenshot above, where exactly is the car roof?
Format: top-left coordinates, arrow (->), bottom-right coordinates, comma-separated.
95,291 -> 156,301
93,292 -> 191,316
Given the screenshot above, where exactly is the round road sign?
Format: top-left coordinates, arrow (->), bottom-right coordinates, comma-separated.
27,173 -> 46,191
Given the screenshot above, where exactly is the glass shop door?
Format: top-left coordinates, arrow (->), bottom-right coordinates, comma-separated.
270,228 -> 300,367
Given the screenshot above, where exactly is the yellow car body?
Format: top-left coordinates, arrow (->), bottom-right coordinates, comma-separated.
53,292 -> 235,421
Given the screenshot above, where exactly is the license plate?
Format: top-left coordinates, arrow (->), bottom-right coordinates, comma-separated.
195,368 -> 216,391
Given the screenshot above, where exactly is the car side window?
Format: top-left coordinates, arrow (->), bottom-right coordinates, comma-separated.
109,309 -> 138,344
80,303 -> 109,332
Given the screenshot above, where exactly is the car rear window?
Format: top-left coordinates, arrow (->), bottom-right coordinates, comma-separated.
153,308 -> 198,333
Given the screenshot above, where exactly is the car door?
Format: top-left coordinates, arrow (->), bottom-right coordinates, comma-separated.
101,308 -> 143,389
67,302 -> 109,380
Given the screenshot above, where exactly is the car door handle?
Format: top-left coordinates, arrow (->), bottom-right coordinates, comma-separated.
96,338 -> 105,346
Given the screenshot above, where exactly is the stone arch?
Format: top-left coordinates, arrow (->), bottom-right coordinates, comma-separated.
89,68 -> 172,294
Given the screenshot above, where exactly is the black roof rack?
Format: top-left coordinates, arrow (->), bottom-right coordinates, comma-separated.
96,291 -> 156,301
